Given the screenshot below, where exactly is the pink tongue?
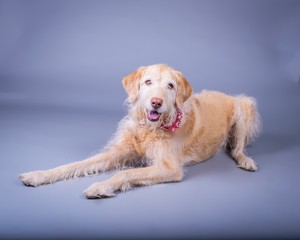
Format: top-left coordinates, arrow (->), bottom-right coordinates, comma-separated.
148,111 -> 160,121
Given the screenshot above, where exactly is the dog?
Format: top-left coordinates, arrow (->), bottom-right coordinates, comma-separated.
19,64 -> 261,199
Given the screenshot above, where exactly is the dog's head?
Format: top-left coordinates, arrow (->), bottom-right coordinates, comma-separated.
122,64 -> 192,127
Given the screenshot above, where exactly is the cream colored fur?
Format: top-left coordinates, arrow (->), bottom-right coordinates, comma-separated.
19,64 -> 261,199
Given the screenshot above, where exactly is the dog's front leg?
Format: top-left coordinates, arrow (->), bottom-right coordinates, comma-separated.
19,144 -> 137,187
84,161 -> 183,199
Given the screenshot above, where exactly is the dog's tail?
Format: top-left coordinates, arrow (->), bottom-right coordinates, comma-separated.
226,95 -> 262,151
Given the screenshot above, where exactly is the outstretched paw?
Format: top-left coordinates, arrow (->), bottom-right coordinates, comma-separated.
84,183 -> 116,199
19,171 -> 48,187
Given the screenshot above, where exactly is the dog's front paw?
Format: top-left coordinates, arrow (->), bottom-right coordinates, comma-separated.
238,157 -> 258,172
19,171 -> 48,187
84,183 -> 116,199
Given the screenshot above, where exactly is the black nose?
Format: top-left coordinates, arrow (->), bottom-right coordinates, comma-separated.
151,97 -> 163,109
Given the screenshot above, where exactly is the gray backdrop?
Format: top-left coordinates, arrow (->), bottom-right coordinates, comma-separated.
1,0 -> 300,239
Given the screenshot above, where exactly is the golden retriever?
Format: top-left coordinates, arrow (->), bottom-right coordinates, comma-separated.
19,64 -> 261,199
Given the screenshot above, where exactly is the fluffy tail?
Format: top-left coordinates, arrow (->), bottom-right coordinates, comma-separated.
227,95 -> 262,152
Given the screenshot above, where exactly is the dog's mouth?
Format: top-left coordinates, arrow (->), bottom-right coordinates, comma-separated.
146,110 -> 162,122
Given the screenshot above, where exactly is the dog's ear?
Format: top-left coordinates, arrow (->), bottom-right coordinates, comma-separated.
175,71 -> 192,107
122,67 -> 145,103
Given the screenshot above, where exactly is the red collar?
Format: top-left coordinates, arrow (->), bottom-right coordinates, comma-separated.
160,108 -> 183,132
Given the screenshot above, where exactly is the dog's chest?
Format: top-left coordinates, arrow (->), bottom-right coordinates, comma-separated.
131,128 -> 171,156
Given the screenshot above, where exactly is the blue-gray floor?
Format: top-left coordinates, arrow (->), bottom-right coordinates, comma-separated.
1,84 -> 300,239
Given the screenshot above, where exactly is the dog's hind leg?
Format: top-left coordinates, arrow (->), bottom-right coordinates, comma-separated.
226,96 -> 261,171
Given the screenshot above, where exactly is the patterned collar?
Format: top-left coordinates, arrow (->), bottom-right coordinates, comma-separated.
160,108 -> 183,132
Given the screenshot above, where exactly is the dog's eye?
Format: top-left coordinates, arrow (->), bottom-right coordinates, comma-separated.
145,80 -> 152,86
168,83 -> 174,89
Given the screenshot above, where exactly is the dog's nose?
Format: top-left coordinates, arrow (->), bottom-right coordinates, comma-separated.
151,97 -> 163,109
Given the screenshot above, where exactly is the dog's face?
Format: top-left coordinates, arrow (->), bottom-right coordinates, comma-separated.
123,64 -> 192,125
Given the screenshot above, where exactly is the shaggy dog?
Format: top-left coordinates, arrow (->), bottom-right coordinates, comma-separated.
20,64 -> 261,199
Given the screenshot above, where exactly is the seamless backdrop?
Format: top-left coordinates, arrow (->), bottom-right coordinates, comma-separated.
1,0 -> 300,239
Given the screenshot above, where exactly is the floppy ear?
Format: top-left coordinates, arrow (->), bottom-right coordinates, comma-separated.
122,67 -> 145,103
175,71 -> 192,107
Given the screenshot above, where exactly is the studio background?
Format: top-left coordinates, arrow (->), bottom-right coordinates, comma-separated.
1,0 -> 300,239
